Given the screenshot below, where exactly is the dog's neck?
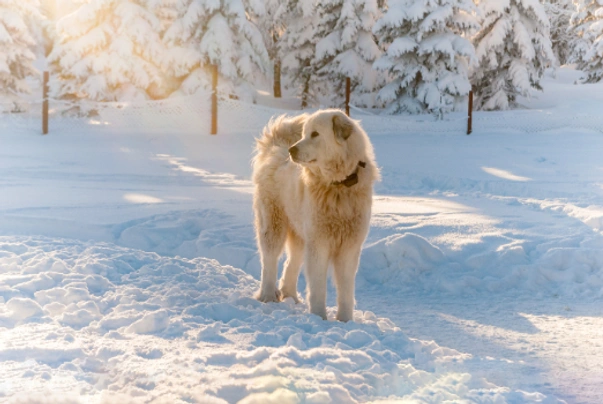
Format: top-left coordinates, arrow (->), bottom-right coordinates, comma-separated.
332,161 -> 366,187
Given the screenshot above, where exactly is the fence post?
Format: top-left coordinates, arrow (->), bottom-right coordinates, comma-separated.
467,89 -> 473,135
345,77 -> 351,117
273,59 -> 282,98
211,64 -> 218,135
42,71 -> 49,135
273,31 -> 282,98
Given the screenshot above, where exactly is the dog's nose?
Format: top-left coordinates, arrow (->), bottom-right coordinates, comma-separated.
288,146 -> 298,159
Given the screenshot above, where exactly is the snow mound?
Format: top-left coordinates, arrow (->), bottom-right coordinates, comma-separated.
0,236 -> 552,402
361,233 -> 446,284
113,209 -> 260,278
361,232 -> 603,297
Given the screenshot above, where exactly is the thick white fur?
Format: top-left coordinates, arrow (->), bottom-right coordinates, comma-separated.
252,109 -> 379,321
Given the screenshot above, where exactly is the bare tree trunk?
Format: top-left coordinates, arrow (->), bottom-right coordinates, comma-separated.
301,77 -> 309,109
345,77 -> 350,116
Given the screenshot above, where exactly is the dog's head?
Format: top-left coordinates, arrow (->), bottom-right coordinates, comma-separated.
288,109 -> 373,182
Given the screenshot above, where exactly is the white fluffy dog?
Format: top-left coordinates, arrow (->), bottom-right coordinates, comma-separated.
252,109 -> 379,321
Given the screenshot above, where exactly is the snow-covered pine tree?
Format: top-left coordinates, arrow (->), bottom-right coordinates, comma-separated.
568,0 -> 598,68
313,0 -> 382,108
373,0 -> 478,118
38,0 -> 80,57
252,0 -> 287,97
148,0 -> 178,32
580,2 -> 603,82
163,0 -> 269,100
471,0 -> 555,110
280,0 -> 320,108
543,0 -> 576,66
571,0 -> 603,82
0,0 -> 42,111
49,0 -> 170,103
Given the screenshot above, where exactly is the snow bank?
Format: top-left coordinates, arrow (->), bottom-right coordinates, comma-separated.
114,209 -> 261,279
362,233 -> 446,284
0,236 -> 552,402
360,231 -> 603,298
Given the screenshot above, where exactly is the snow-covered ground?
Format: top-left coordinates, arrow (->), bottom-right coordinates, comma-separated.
1,68 -> 603,403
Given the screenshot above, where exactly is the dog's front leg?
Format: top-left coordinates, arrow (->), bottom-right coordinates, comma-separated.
333,248 -> 361,322
257,253 -> 282,303
304,240 -> 329,320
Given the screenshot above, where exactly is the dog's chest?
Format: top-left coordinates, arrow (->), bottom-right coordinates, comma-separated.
310,188 -> 370,239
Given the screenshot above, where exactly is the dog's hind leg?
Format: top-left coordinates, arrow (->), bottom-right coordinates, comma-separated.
279,229 -> 304,303
333,248 -> 361,322
255,201 -> 287,303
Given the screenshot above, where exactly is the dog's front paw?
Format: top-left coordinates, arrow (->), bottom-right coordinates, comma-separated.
336,312 -> 353,322
256,288 -> 282,303
279,288 -> 300,304
310,307 -> 327,320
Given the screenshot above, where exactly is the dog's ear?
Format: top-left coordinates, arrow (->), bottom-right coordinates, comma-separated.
332,113 -> 354,140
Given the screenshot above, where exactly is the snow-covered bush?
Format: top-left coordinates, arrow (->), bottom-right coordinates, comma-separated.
313,0 -> 383,108
0,0 -> 42,111
163,0 -> 269,101
471,0 -> 555,110
373,0 -> 478,118
570,0 -> 603,82
543,0 -> 576,66
49,0 -> 170,102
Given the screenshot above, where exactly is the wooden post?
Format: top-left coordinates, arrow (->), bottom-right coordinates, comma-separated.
273,31 -> 281,98
211,64 -> 218,135
273,58 -> 282,98
467,89 -> 473,135
42,71 -> 49,135
345,77 -> 351,117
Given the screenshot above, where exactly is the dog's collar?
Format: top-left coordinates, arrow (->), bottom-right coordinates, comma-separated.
332,161 -> 366,187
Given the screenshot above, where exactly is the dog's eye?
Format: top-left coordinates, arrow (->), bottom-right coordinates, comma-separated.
311,131 -> 319,138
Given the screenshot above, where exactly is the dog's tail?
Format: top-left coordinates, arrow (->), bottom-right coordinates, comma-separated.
255,113 -> 308,158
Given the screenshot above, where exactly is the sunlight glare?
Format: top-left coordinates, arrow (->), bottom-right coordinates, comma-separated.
123,193 -> 164,204
482,167 -> 531,182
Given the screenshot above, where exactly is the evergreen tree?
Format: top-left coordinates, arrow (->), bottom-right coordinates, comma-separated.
163,0 -> 269,100
373,0 -> 477,118
570,0 -> 603,82
568,0 -> 598,68
49,0 -> 170,102
38,0 -> 80,57
253,0 -> 287,97
580,3 -> 603,82
313,0 -> 383,108
543,0 -> 576,66
148,0 -> 178,31
280,0 -> 320,108
0,0 -> 42,111
471,0 -> 555,110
